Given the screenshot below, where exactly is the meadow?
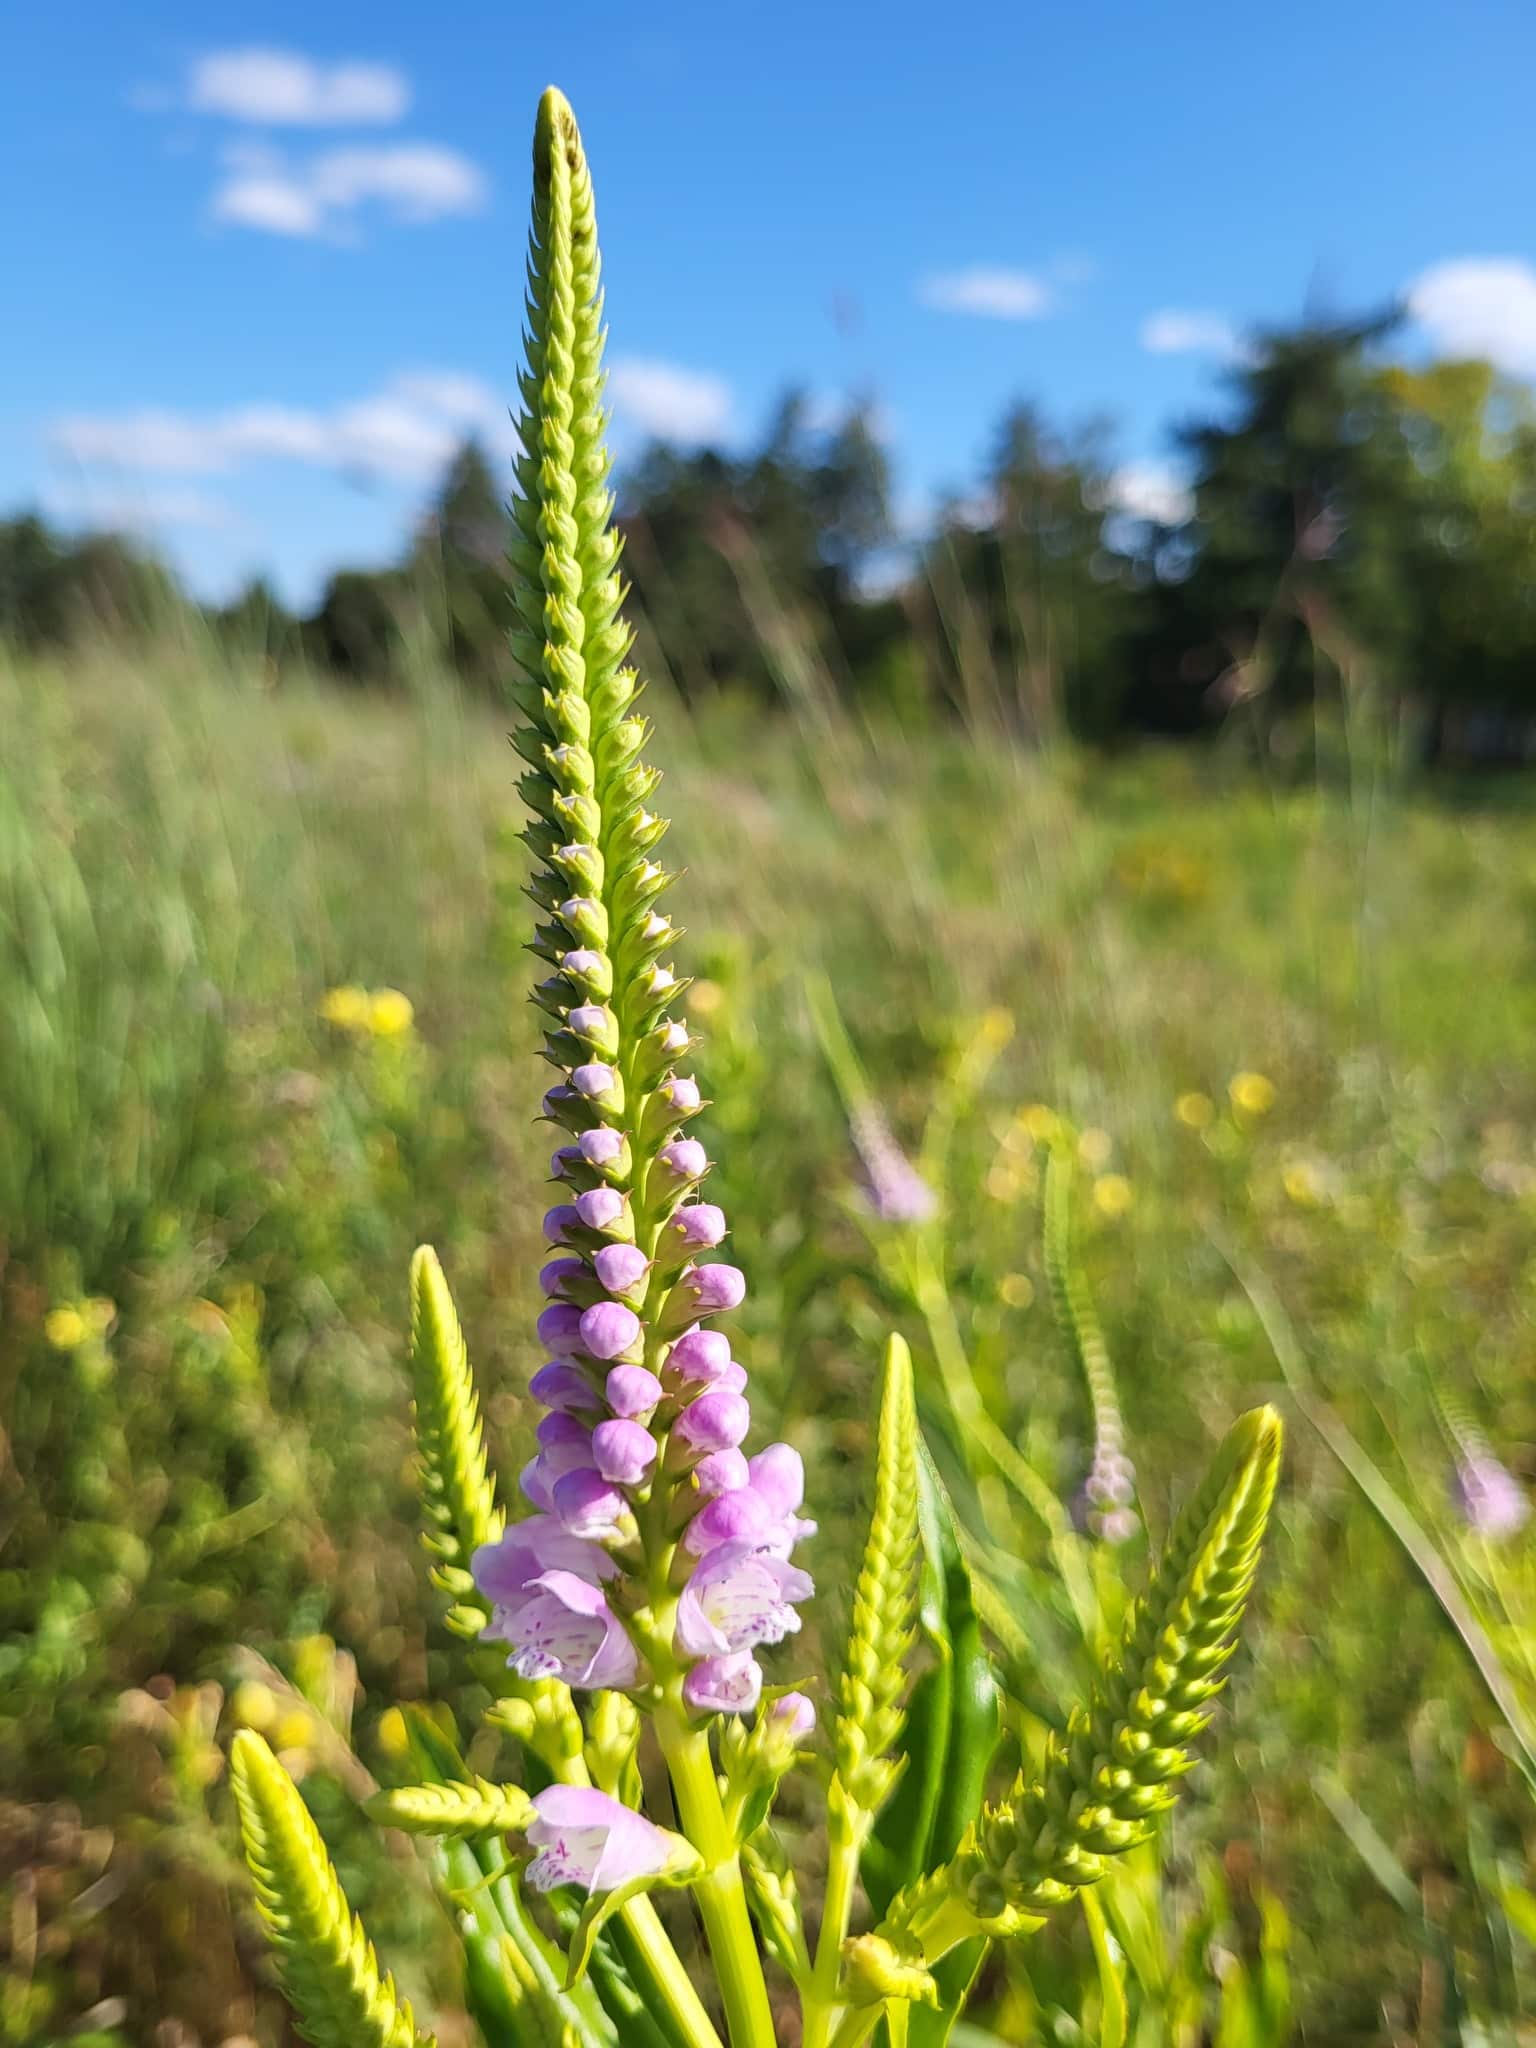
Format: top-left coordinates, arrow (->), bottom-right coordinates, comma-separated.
5,633 -> 1536,2047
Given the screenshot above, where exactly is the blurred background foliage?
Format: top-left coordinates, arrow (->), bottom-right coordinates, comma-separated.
6,308 -> 1536,2047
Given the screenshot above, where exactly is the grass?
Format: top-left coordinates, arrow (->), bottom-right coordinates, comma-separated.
5,634 -> 1536,2044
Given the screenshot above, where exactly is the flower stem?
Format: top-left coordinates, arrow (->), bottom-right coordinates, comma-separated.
620,1895 -> 727,2048
655,1708 -> 776,2048
801,1816 -> 861,2048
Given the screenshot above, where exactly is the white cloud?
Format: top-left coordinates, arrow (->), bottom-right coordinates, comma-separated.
46,484 -> 235,532
211,142 -> 487,238
1141,309 -> 1246,360
187,48 -> 409,126
607,359 -> 732,442
1106,461 -> 1194,526
1408,258 -> 1536,376
52,371 -> 513,486
918,268 -> 1053,320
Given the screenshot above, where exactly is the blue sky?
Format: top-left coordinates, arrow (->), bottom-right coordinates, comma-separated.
7,0 -> 1536,605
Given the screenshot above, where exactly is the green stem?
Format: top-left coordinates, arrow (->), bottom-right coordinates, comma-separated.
621,1894 -> 727,2048
828,2005 -> 885,2048
801,1817 -> 862,2048
656,1709 -> 777,2048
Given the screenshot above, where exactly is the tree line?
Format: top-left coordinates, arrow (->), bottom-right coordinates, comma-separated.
10,310 -> 1536,760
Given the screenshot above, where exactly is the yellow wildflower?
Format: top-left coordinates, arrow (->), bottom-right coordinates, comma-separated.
1021,1103 -> 1060,1143
687,978 -> 724,1017
1229,1071 -> 1276,1118
999,1272 -> 1035,1310
367,987 -> 415,1038
1282,1161 -> 1322,1208
1175,1091 -> 1214,1129
44,1306 -> 87,1351
1092,1173 -> 1134,1219
318,984 -> 370,1031
229,1681 -> 279,1733
377,1706 -> 409,1760
978,1007 -> 1015,1049
1077,1126 -> 1113,1170
274,1708 -> 314,1754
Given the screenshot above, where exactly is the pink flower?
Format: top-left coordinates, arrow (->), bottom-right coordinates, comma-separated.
656,1138 -> 708,1184
525,1785 -> 674,1894
472,1517 -> 615,1608
674,1264 -> 746,1317
575,1187 -> 627,1232
675,1541 -> 814,1656
491,1571 -> 639,1690
684,1650 -> 763,1717
683,1488 -> 775,1556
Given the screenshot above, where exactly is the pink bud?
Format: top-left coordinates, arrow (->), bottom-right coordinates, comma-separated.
530,1362 -> 601,1414
675,1390 -> 751,1455
768,1691 -> 817,1742
572,1062 -> 619,1101
552,1467 -> 627,1540
748,1444 -> 805,1517
679,1264 -> 746,1315
684,1486 -> 773,1555
540,1256 -> 586,1298
683,1650 -> 762,1717
591,1419 -> 658,1486
667,1328 -> 733,1384
537,1303 -> 584,1354
561,948 -> 605,979
568,1004 -> 611,1039
579,1301 -> 642,1361
578,1126 -> 626,1167
664,1205 -> 727,1254
593,1243 -> 650,1296
606,1364 -> 663,1418
694,1448 -> 750,1498
543,1204 -> 580,1243
663,1076 -> 701,1114
657,1138 -> 708,1182
716,1362 -> 748,1394
575,1187 -> 626,1232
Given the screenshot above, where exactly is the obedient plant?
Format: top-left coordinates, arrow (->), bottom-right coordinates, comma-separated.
232,86 -> 1284,2048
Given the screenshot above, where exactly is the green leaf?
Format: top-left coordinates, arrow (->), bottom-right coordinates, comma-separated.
1080,1890 -> 1127,2048
564,1840 -> 704,1990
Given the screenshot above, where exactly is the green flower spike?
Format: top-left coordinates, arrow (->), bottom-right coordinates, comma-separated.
889,1405 -> 1283,1960
231,1730 -> 431,2048
408,1244 -> 502,1625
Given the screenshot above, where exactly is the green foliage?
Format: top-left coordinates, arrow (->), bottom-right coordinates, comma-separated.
231,1730 -> 430,2048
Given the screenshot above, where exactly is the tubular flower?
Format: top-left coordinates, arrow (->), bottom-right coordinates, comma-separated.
470,84 -> 813,1713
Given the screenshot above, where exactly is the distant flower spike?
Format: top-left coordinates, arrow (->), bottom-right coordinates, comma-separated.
1043,1145 -> 1139,1544
408,1245 -> 503,1617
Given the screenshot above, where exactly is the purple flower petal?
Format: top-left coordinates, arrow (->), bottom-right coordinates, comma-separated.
747,1445 -> 805,1517
525,1785 -> 673,1894
656,1138 -> 708,1183
473,1517 -> 615,1607
540,1256 -> 587,1298
677,1264 -> 746,1316
543,1204 -> 581,1244
676,1540 -> 815,1653
767,1691 -> 817,1742
537,1303 -> 585,1355
579,1125 -> 627,1167
575,1187 -> 627,1232
501,1573 -> 639,1692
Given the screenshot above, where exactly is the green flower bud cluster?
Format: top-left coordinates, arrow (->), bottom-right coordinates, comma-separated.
891,1407 -> 1281,1950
